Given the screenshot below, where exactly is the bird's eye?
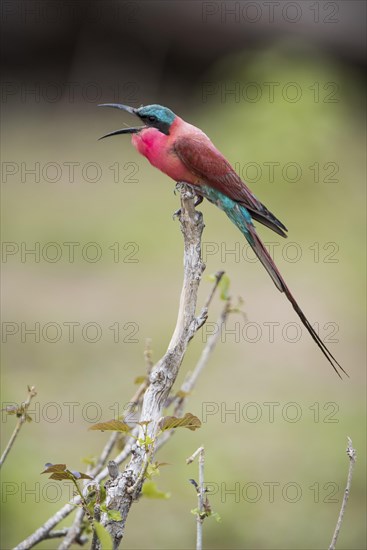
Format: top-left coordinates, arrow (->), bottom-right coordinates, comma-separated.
148,115 -> 156,123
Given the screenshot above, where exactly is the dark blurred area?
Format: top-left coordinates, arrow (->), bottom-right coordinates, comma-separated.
1,0 -> 366,107
1,1 -> 366,549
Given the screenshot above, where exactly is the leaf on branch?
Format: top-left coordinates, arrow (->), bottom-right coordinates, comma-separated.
134,375 -> 147,384
94,520 -> 114,549
137,435 -> 154,446
89,420 -> 131,433
100,505 -> 122,521
145,461 -> 169,479
191,507 -> 221,522
3,404 -> 33,422
88,483 -> 106,504
208,272 -> 231,300
142,480 -> 170,499
41,463 -> 67,474
41,463 -> 93,481
69,470 -> 94,480
218,273 -> 230,300
158,412 -> 201,432
82,455 -> 97,467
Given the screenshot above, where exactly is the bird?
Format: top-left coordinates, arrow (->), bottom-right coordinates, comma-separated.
99,103 -> 347,378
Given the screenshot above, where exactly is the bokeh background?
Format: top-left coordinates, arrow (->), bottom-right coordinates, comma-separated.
1,1 -> 366,549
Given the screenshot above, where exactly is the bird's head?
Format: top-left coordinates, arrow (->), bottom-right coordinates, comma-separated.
98,103 -> 177,139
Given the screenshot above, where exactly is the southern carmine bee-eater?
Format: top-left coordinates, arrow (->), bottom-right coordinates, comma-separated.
99,103 -> 347,378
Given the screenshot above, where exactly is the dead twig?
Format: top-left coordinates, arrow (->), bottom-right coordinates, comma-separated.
329,437 -> 357,550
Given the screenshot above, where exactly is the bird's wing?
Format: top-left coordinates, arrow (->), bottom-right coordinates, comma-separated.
174,135 -> 288,237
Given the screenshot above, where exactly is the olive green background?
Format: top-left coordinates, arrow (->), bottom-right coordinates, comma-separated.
1,2 -> 366,549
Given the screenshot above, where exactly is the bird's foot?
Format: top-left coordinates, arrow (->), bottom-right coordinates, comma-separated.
174,181 -> 187,194
194,195 -> 204,207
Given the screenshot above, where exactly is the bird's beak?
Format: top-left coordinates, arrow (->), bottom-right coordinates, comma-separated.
98,103 -> 146,139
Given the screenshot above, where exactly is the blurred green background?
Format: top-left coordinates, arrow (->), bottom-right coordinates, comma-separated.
1,1 -> 366,549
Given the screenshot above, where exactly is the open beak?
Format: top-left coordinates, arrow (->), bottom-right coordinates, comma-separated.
98,103 -> 146,139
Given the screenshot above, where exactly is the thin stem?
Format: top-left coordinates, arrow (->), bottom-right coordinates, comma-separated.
0,386 -> 37,469
187,446 -> 205,550
329,437 -> 357,550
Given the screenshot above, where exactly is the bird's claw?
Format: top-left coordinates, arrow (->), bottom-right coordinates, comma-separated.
174,182 -> 186,194
194,195 -> 204,207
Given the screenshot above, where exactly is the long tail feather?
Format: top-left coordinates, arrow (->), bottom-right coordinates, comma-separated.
248,228 -> 348,378
203,188 -> 348,378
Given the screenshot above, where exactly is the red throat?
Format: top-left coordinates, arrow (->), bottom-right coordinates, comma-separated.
131,118 -> 197,184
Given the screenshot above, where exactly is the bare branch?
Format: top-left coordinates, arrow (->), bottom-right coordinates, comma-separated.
203,271 -> 225,310
187,447 -> 205,550
178,298 -> 231,408
329,437 -> 357,550
47,529 -> 87,544
57,508 -> 85,550
151,297 -> 231,453
0,386 -> 37,469
101,184 -> 206,547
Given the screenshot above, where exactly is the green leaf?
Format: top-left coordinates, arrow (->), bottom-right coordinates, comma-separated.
99,484 -> 106,503
145,463 -> 159,479
93,521 -> 113,550
134,375 -> 147,384
3,404 -> 33,422
107,509 -> 122,521
218,273 -> 230,300
82,456 -> 97,467
212,512 -> 222,523
100,504 -> 121,521
145,461 -> 170,479
137,438 -> 152,449
158,412 -> 201,432
89,420 -> 131,433
191,508 -> 222,523
142,481 -> 170,500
